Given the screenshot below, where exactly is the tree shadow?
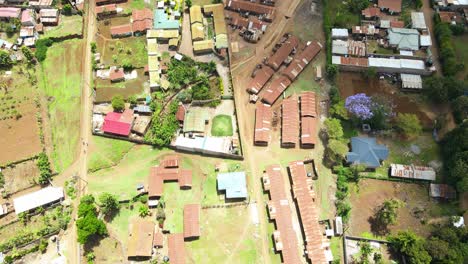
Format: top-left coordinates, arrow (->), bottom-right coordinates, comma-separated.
368,215 -> 389,236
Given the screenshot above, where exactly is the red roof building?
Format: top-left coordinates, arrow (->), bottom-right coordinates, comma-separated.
262,165 -> 302,264
109,67 -> 125,82
390,20 -> 405,28
168,234 -> 185,264
262,76 -> 292,105
361,7 -> 381,19
183,204 -> 200,240
254,104 -> 272,146
95,4 -> 117,15
227,12 -> 267,31
266,36 -> 299,70
160,155 -> 180,168
288,161 -> 330,263
283,41 -> 322,81
102,109 -> 134,136
176,104 -> 186,123
21,10 -> 35,26
300,92 -> 318,148
110,24 -> 133,37
132,8 -> 153,33
281,96 -> 299,148
148,156 -> 192,199
226,0 -> 276,21
247,66 -> 275,94
378,0 -> 402,13
153,230 -> 163,248
0,8 -> 21,19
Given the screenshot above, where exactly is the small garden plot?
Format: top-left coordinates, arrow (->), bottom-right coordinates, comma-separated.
345,239 -> 397,264
453,34 -> 468,80
349,179 -> 459,238
43,15 -> 83,39
0,69 -> 42,165
211,114 -> 233,137
84,235 -> 124,264
2,160 -> 40,194
97,37 -> 147,68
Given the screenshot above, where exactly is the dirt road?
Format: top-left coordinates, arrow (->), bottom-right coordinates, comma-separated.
422,0 -> 441,75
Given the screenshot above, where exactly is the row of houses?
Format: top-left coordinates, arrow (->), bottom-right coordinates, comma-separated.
0,0 -> 53,8
189,4 -> 228,55
246,35 -> 322,105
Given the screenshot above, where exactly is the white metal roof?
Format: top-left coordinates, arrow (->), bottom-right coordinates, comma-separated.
411,12 -> 427,29
13,187 -> 64,214
401,59 -> 425,69
331,40 -> 348,55
380,20 -> 390,28
399,50 -> 413,56
368,57 -> 425,70
331,28 -> 348,38
420,35 -> 432,46
401,74 -> 422,89
332,56 -> 341,65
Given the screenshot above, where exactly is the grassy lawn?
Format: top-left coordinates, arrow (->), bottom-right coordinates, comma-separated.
453,34 -> 468,80
99,36 -> 147,68
44,15 -> 83,38
330,237 -> 343,262
37,39 -> 83,173
87,136 -> 134,173
88,146 -> 170,199
211,114 -> 233,136
186,207 -> 262,263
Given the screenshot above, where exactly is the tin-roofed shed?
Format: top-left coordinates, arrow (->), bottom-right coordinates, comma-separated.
217,172 -> 248,199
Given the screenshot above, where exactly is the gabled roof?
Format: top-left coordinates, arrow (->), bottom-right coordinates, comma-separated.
168,234 -> 185,264
300,91 -> 317,117
0,7 -> 21,18
95,4 -> 117,14
102,109 -> 134,136
347,137 -> 389,168
283,41 -> 322,81
110,24 -> 133,36
254,104 -> 272,144
388,28 -> 420,51
217,172 -> 247,199
378,0 -> 402,13
127,220 -> 154,258
281,96 -> 299,146
13,187 -> 64,215
266,36 -> 299,70
411,12 -> 427,30
183,204 -> 200,239
361,7 -> 382,18
247,66 -> 274,94
262,76 -> 292,105
189,5 -> 203,24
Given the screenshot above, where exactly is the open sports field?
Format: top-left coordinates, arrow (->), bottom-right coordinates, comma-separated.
211,114 -> 233,136
37,39 -> 84,173
0,68 -> 42,164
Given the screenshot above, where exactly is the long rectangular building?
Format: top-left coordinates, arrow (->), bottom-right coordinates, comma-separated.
13,187 -> 64,215
183,204 -> 200,240
281,96 -> 299,148
168,233 -> 185,264
127,220 -> 154,260
254,104 -> 272,146
390,164 -> 436,181
262,165 -> 302,264
283,41 -> 322,81
226,0 -> 276,21
300,91 -> 318,148
247,66 -> 275,94
266,36 -> 299,70
262,76 -> 292,105
288,161 -> 332,263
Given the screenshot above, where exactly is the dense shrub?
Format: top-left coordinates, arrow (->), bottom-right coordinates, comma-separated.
35,38 -> 53,62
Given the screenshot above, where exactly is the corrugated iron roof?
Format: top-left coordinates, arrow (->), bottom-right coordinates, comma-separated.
266,36 -> 299,70
283,41 -> 322,81
262,76 -> 292,105
247,66 -> 275,94
378,0 -> 402,12
110,24 -> 133,36
225,0 -> 275,20
254,104 -> 272,144
183,204 -> 200,239
300,116 -> 317,146
102,109 -> 134,136
127,220 -> 154,258
168,233 -> 185,264
190,5 -> 203,24
300,91 -> 317,117
361,7 -> 381,18
281,96 -> 299,146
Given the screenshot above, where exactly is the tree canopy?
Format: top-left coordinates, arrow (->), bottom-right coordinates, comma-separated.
324,118 -> 344,139
111,95 -> 125,112
375,198 -> 404,228
395,113 -> 422,138
98,192 -> 119,217
76,195 -> 107,245
388,231 -> 432,264
0,50 -> 12,69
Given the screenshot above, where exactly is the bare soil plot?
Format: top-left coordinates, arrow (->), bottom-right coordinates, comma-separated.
349,179 -> 459,238
0,72 -> 42,165
84,236 -> 125,264
2,160 -> 40,194
338,72 -> 436,128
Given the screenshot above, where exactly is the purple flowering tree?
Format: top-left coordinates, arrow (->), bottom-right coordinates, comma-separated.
345,93 -> 374,120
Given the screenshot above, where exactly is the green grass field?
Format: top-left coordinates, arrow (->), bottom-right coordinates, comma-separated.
37,39 -> 83,173
44,15 -> 83,38
88,136 -> 134,172
453,34 -> 468,80
100,36 -> 147,68
211,115 -> 233,136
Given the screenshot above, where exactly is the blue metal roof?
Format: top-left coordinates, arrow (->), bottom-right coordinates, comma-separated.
154,9 -> 180,30
217,172 -> 247,199
346,137 -> 389,168
133,105 -> 152,113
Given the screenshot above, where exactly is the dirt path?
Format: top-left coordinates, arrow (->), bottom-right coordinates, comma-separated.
422,0 -> 441,75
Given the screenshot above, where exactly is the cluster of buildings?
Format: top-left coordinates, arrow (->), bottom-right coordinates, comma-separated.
246,35 -> 322,105
92,105 -> 153,139
224,0 -> 275,42
0,7 -> 59,47
108,2 -> 181,41
189,4 -> 228,56
262,162 -> 334,263
332,0 -> 436,84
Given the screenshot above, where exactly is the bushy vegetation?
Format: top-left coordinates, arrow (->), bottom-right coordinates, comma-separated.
334,166 -> 364,222
394,113 -> 422,138
145,101 -> 179,147
0,50 -> 12,69
374,198 -> 404,230
98,192 -> 119,218
37,152 -> 52,185
35,38 -> 53,62
440,122 -> 468,192
434,16 -> 464,76
111,95 -> 125,112
76,195 -> 107,244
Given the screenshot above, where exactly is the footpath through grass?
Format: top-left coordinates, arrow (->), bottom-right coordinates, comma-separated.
211,115 -> 233,136
37,39 -> 83,173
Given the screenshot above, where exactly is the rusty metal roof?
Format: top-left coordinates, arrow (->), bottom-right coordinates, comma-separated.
266,36 -> 299,70
168,233 -> 185,264
300,116 -> 317,146
262,76 -> 292,105
254,104 -> 272,144
281,96 -> 299,146
288,161 -> 329,264
300,91 -> 317,117
161,155 -> 180,168
283,41 -> 322,81
247,66 -> 275,94
127,220 -> 154,259
183,204 -> 200,239
263,165 -> 302,264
